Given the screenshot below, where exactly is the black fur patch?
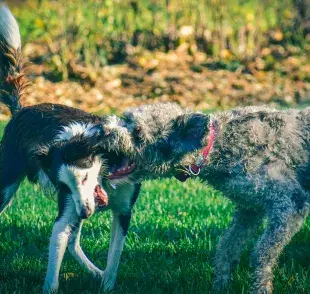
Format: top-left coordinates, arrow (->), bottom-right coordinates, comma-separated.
130,183 -> 142,208
119,184 -> 142,235
69,220 -> 81,234
61,135 -> 99,167
0,190 -> 6,210
55,184 -> 71,222
119,214 -> 132,236
168,112 -> 209,158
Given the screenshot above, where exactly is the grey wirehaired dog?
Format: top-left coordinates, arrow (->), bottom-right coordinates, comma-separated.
107,102 -> 310,293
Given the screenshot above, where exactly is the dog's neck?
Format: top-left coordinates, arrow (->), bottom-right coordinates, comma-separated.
174,120 -> 217,182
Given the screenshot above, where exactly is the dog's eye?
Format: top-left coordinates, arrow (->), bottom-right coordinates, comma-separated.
81,173 -> 88,185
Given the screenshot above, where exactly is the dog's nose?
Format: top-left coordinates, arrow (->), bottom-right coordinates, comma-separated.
80,206 -> 93,219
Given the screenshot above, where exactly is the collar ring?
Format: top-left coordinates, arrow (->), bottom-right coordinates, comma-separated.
188,165 -> 200,176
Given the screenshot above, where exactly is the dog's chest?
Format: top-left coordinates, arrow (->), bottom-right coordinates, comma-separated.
202,171 -> 265,208
100,182 -> 137,214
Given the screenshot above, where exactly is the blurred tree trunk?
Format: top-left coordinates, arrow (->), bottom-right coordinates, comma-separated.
294,0 -> 310,36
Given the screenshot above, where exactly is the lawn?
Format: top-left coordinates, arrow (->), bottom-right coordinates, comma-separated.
0,121 -> 310,294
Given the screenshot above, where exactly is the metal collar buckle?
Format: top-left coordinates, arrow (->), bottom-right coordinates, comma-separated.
188,165 -> 200,176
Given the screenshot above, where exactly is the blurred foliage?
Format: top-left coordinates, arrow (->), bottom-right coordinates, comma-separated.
12,0 -> 309,81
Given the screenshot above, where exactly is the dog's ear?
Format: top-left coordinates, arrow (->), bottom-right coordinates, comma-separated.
168,112 -> 209,156
61,135 -> 99,165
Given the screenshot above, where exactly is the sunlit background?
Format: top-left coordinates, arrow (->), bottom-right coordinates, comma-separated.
3,0 -> 309,115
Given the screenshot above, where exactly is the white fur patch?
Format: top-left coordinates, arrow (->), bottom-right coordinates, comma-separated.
58,157 -> 102,217
55,122 -> 96,142
104,115 -> 129,134
68,222 -> 103,277
0,4 -> 21,49
105,115 -> 124,129
43,197 -> 76,293
103,213 -> 127,291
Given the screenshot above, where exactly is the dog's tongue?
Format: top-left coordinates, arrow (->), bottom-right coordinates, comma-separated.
94,185 -> 108,207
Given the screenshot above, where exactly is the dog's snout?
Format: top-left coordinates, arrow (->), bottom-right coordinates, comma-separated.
80,205 -> 93,219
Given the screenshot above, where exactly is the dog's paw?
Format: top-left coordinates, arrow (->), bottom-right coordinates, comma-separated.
92,269 -> 104,280
42,281 -> 59,294
252,281 -> 274,294
100,271 -> 116,293
213,274 -> 230,292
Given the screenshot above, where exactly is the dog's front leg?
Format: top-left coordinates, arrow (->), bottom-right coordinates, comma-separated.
213,208 -> 263,291
68,220 -> 103,278
101,211 -> 130,291
250,199 -> 309,294
43,192 -> 77,294
101,183 -> 141,291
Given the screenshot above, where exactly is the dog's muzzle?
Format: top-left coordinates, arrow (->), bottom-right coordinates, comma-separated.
80,205 -> 94,219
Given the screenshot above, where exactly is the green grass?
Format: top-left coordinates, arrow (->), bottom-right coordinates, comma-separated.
0,122 -> 310,294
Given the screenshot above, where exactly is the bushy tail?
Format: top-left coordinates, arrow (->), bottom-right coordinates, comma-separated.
0,3 -> 29,115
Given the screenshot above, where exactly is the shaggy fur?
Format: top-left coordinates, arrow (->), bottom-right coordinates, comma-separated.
108,103 -> 310,293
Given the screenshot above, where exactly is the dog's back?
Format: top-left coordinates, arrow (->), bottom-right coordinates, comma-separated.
298,107 -> 310,145
3,103 -> 102,150
292,107 -> 310,190
201,107 -> 310,186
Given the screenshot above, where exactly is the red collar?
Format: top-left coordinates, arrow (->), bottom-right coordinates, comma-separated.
175,122 -> 216,182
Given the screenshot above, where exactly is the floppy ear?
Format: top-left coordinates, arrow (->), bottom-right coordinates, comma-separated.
168,112 -> 209,156
62,135 -> 98,164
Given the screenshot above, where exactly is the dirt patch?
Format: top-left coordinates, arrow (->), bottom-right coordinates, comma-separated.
1,45 -> 309,118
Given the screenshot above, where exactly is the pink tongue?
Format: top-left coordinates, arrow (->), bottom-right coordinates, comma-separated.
94,185 -> 108,207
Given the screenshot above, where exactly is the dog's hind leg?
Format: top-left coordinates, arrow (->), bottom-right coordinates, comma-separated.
250,199 -> 309,294
213,207 -> 264,291
0,151 -> 26,215
0,181 -> 21,214
67,220 -> 103,278
43,188 -> 78,294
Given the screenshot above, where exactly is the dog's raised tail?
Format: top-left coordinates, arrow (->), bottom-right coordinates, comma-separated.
0,3 -> 28,115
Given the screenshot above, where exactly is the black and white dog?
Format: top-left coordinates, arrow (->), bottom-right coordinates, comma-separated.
0,4 -> 141,293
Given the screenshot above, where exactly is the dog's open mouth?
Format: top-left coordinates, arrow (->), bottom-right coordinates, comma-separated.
107,157 -> 136,179
94,185 -> 108,207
